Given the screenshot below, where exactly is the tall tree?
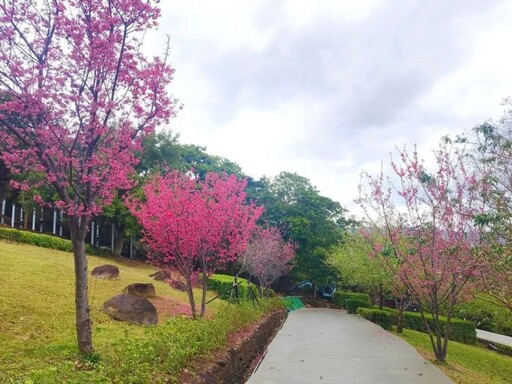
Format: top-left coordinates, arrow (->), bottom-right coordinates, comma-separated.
327,232 -> 392,309
0,0 -> 175,354
127,171 -> 262,317
458,116 -> 512,311
253,172 -> 353,284
358,142 -> 492,362
241,226 -> 296,297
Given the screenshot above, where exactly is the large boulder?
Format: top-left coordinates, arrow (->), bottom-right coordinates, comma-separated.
149,269 -> 171,281
123,283 -> 156,298
103,294 -> 158,325
91,264 -> 119,279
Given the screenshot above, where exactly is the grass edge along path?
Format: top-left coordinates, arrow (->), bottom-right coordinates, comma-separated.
0,240 -> 283,383
397,328 -> 512,384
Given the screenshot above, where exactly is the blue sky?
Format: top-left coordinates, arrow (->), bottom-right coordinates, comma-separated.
146,0 -> 512,217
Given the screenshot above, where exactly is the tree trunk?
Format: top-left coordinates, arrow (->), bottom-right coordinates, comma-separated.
185,276 -> 197,318
200,276 -> 208,317
113,223 -> 125,256
68,215 -> 94,355
396,298 -> 405,333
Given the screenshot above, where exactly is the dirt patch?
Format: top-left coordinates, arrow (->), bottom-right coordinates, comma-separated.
149,296 -> 193,320
183,309 -> 288,384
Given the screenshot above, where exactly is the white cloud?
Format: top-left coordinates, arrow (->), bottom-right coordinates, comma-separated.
148,0 -> 512,218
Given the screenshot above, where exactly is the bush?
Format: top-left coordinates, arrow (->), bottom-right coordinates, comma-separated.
383,307 -> 476,344
332,291 -> 370,309
455,297 -> 512,337
0,227 -> 102,255
346,299 -> 370,314
207,274 -> 256,301
492,342 -> 512,357
357,307 -> 395,330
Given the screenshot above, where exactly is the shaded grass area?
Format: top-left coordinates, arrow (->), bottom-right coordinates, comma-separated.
0,241 -> 280,383
398,328 -> 512,384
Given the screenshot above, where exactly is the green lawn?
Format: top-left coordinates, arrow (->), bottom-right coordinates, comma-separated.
398,328 -> 512,384
0,240 -> 278,383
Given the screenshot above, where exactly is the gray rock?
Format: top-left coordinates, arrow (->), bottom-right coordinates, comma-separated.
91,264 -> 119,279
149,269 -> 171,281
103,294 -> 158,325
124,283 -> 156,298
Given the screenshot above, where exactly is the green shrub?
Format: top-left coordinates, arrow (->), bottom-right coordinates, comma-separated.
383,307 -> 476,344
0,227 -> 102,255
492,342 -> 512,357
455,297 -> 512,336
346,299 -> 370,314
332,291 -> 370,309
207,274 -> 256,301
357,307 -> 395,330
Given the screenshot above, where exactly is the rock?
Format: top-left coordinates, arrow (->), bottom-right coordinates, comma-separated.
103,294 -> 158,325
149,269 -> 171,281
124,283 -> 156,298
169,279 -> 187,291
91,264 -> 119,279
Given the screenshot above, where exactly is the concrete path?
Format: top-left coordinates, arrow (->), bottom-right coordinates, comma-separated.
247,308 -> 453,384
477,329 -> 512,347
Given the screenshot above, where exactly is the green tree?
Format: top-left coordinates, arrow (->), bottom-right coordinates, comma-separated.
253,172 -> 354,284
457,114 -> 512,312
328,232 -> 391,308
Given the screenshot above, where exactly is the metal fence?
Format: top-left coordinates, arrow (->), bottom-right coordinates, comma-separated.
0,199 -> 137,257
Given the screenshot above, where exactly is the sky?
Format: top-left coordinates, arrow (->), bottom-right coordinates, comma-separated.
146,0 -> 512,218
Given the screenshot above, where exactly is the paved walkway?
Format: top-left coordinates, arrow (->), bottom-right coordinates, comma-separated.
477,329 -> 512,347
247,308 -> 453,384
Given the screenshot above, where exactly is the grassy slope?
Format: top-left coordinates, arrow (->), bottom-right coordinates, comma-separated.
398,329 -> 512,384
0,240 -> 227,383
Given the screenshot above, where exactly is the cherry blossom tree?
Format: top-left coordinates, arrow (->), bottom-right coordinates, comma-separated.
0,0 -> 175,354
241,226 -> 296,298
358,142 -> 493,362
127,171 -> 263,317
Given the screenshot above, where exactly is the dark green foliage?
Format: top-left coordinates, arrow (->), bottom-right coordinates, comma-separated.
383,307 -> 477,344
455,297 -> 512,336
251,172 -> 355,283
207,274 -> 252,301
0,227 -> 102,255
356,307 -> 395,330
332,291 -> 370,309
345,299 -> 370,314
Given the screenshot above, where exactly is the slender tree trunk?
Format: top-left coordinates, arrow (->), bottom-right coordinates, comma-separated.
378,286 -> 384,310
113,223 -> 125,256
396,298 -> 405,333
185,276 -> 197,318
200,274 -> 208,317
68,215 -> 94,355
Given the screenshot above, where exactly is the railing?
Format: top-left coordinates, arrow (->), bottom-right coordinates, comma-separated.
0,198 -> 137,257
282,296 -> 305,311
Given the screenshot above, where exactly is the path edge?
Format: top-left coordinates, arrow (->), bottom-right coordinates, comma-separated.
187,309 -> 288,384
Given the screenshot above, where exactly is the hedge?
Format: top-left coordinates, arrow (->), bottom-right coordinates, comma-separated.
356,307 -> 395,330
332,291 -> 370,309
207,274 -> 255,301
0,227 -> 102,255
346,299 -> 370,314
382,307 -> 476,344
